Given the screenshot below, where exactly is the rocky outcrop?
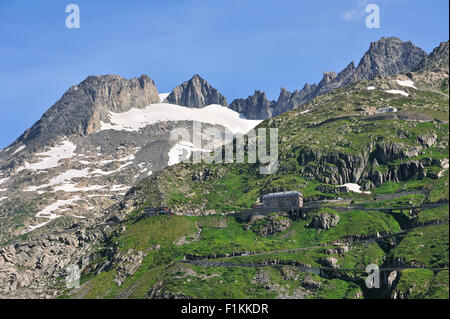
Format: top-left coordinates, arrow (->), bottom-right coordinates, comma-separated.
320,257 -> 339,268
308,213 -> 340,230
295,138 -> 447,188
274,84 -> 317,116
113,249 -> 146,286
16,74 -> 160,146
164,74 -> 227,108
0,224 -> 104,297
245,214 -> 291,237
299,146 -> 370,185
414,41 -> 449,73
354,37 -> 427,80
251,270 -> 270,285
228,90 -> 276,120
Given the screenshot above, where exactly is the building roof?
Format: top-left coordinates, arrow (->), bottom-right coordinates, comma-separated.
261,191 -> 303,200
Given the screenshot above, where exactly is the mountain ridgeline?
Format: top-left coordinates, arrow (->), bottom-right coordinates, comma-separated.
228,37 -> 430,119
5,37 -> 447,151
154,37 -> 444,120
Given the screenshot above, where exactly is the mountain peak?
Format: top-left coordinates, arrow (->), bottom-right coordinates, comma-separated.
164,74 -> 228,108
356,37 -> 427,78
16,74 -> 160,146
414,40 -> 449,72
229,90 -> 276,120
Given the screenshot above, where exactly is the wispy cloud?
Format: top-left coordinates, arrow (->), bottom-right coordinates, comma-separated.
341,0 -> 372,23
341,0 -> 398,23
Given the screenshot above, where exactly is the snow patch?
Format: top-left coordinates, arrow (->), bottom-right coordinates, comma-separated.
168,141 -> 211,166
16,138 -> 76,172
0,196 -> 7,202
22,196 -> 82,234
53,184 -> 106,193
99,153 -> 136,165
396,79 -> 416,89
338,183 -> 371,194
89,161 -> 133,176
24,168 -> 107,193
110,185 -> 130,192
24,168 -> 91,192
11,145 -> 26,155
99,103 -> 262,134
367,86 -> 376,90
385,89 -> 409,97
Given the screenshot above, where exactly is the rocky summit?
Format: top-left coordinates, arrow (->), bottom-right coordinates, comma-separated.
17,74 -> 161,147
164,74 -> 228,108
229,90 -> 277,120
0,36 -> 448,299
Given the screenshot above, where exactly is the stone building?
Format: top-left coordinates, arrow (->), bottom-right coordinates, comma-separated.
376,106 -> 398,114
261,191 -> 303,210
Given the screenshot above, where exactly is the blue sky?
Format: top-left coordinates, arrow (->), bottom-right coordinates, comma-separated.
0,0 -> 448,148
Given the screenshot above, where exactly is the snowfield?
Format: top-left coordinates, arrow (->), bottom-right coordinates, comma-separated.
99,103 -> 262,134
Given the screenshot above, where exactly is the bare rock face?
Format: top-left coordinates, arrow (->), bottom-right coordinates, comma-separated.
16,74 -> 160,146
245,214 -> 291,237
308,213 -> 340,230
228,90 -> 276,120
164,74 -> 227,108
78,74 -> 160,113
414,41 -> 449,74
355,37 -> 427,80
414,41 -> 449,73
113,249 -> 145,286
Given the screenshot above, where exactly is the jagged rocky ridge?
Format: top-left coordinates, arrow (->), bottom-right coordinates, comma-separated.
229,37 -> 439,119
164,74 -> 228,108
164,38 -> 444,120
414,41 -> 449,72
